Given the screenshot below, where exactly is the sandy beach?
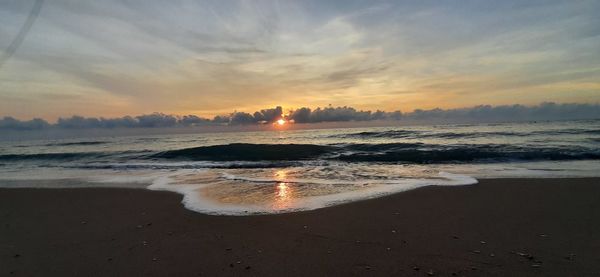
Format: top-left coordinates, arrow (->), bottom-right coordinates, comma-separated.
1,178 -> 599,276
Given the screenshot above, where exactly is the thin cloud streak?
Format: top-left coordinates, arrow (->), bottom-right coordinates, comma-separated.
0,0 -> 43,68
0,1 -> 598,119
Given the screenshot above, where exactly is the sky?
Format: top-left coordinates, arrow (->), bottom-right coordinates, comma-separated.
0,0 -> 599,121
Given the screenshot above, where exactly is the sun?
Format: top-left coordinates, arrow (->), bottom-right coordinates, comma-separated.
276,119 -> 286,126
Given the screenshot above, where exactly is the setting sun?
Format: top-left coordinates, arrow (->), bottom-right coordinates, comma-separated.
276,119 -> 286,126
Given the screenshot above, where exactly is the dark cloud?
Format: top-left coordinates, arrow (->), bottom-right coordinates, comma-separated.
288,106 -> 403,123
212,115 -> 231,124
253,106 -> 283,123
180,115 -> 210,126
404,102 -> 600,122
0,116 -> 49,130
292,106 -> 372,123
289,107 -> 312,123
0,102 -> 598,130
229,112 -> 256,125
51,113 -> 206,129
135,113 -> 178,128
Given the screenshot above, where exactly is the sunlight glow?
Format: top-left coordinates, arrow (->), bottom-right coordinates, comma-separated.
273,182 -> 293,210
277,183 -> 289,198
275,169 -> 287,180
277,119 -> 286,126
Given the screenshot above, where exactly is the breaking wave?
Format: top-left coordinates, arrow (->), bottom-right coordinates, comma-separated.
151,143 -> 599,164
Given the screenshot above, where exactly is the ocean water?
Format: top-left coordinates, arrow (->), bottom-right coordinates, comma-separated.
1,119 -> 599,215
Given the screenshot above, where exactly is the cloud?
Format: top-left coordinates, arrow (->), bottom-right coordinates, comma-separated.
135,113 -> 178,128
404,102 -> 600,122
3,102 -> 597,130
1,0 -> 598,120
0,116 -> 49,130
51,113 -> 205,129
252,106 -> 283,123
290,106 -> 373,123
180,115 -> 210,126
229,112 -> 255,125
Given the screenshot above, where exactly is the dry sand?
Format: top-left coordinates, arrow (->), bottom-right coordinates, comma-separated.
1,178 -> 599,276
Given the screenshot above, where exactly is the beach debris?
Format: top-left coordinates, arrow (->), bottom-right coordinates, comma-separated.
327,250 -> 332,254
225,248 -> 232,251
480,241 -> 486,244
386,247 -> 391,251
236,261 -> 241,264
515,251 -> 537,261
167,231 -> 173,236
152,257 -> 158,262
471,266 -> 477,270
531,264 -> 541,268
355,240 -> 361,243
146,223 -> 152,226
136,225 -> 143,229
142,240 -> 148,246
229,263 -> 234,268
13,254 -> 20,258
107,257 -> 113,261
516,252 -> 527,257
412,266 -> 419,271
427,269 -> 435,276
538,234 -> 548,238
472,250 -> 481,254
81,220 -> 87,225
526,255 -> 535,260
365,266 -> 372,270
452,235 -> 460,239
391,230 -> 396,234
303,225 -> 308,229
490,253 -> 495,257
245,266 -> 251,270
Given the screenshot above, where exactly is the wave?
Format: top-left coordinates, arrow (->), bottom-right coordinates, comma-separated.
338,130 -> 418,138
4,142 -> 599,164
147,170 -> 478,215
44,141 -> 108,146
333,144 -> 600,163
335,129 -> 600,139
0,152 -> 105,161
0,150 -> 148,162
150,143 -> 600,164
64,161 -> 303,170
152,143 -> 334,161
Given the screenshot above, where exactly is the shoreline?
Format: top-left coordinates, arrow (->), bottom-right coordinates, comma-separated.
2,178 -> 600,276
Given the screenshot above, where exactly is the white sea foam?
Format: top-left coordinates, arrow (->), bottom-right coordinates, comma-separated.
2,160 -> 600,215
144,168 -> 477,215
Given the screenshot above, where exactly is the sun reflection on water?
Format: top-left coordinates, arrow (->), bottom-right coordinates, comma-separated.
274,169 -> 287,180
273,169 -> 293,209
273,182 -> 293,210
277,182 -> 289,198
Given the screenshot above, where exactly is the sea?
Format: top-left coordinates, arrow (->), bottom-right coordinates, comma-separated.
1,119 -> 599,215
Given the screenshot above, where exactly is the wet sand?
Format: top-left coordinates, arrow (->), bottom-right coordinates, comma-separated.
1,178 -> 599,276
